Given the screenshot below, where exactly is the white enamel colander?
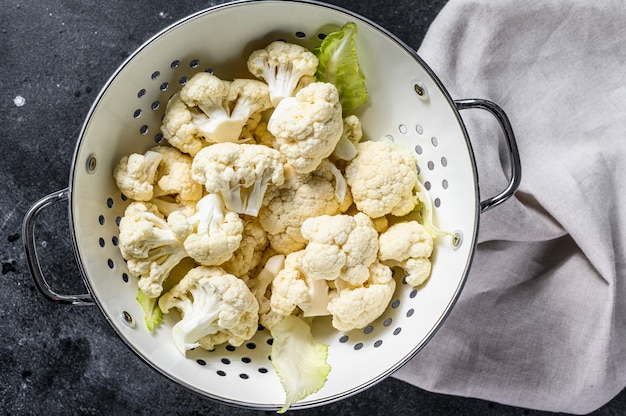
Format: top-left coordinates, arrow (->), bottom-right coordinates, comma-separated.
23,0 -> 520,411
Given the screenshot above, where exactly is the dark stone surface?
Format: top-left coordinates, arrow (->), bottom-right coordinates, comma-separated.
2,0 -> 624,414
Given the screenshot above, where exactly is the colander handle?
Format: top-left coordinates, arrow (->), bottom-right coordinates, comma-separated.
22,188 -> 94,306
455,98 -> 522,213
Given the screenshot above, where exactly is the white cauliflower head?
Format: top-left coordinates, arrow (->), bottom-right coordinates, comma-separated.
180,73 -> 272,144
168,194 -> 244,267
150,145 -> 203,203
191,142 -> 284,216
113,150 -> 163,201
117,201 -> 188,298
326,260 -> 396,331
345,139 -> 420,218
259,161 -> 352,255
160,93 -> 207,156
229,78 -> 272,128
179,72 -> 232,141
247,40 -> 319,106
158,266 -> 259,354
267,82 -> 344,174
378,220 -> 434,287
300,212 -> 379,286
221,215 -> 269,278
269,250 -> 332,319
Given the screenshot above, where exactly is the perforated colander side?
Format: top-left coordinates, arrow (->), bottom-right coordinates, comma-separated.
67,0 -> 479,410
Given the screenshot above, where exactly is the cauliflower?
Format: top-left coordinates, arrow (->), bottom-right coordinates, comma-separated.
112,33 -> 445,407
247,40 -> 319,106
300,212 -> 378,286
247,254 -> 286,329
345,139 -> 420,218
267,82 -> 344,174
113,145 -> 202,216
378,220 -> 434,287
269,250 -> 332,318
113,150 -> 163,201
180,73 -> 272,144
160,93 -> 207,156
158,266 -> 259,354
331,115 -> 362,162
221,216 -> 269,278
229,78 -> 273,131
118,201 -> 188,298
168,194 -> 244,267
259,161 -> 352,254
180,71 -> 231,111
150,146 -> 203,203
326,260 -> 396,331
191,142 -> 284,216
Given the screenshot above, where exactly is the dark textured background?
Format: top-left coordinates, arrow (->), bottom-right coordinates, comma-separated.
2,1 -> 625,415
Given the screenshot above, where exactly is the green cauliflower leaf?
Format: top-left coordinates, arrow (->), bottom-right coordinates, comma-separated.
314,22 -> 368,115
270,315 -> 331,413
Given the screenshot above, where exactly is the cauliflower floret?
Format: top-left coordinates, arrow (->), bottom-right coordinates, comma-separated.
269,251 -> 309,316
179,73 -> 272,144
118,201 -> 188,298
345,139 -> 420,218
191,142 -> 284,216
168,194 -> 244,267
228,78 -> 273,132
114,146 -> 202,215
180,71 -> 231,110
269,251 -> 332,318
268,82 -> 344,174
221,216 -> 269,278
150,146 -> 203,203
300,212 -> 378,286
160,93 -> 207,156
331,115 -> 363,162
247,254 -> 286,329
326,260 -> 396,331
378,220 -> 434,287
259,161 -> 352,254
158,266 -> 259,354
113,150 -> 163,201
179,72 -> 232,140
247,40 -> 319,106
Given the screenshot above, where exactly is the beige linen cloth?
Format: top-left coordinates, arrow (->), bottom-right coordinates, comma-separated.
392,0 -> 626,414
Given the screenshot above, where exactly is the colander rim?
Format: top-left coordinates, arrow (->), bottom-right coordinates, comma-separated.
65,0 -> 481,410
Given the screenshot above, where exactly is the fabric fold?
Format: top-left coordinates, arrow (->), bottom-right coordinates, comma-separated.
392,0 -> 626,413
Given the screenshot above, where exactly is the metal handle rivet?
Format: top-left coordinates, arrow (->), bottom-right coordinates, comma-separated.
414,81 -> 429,101
86,154 -> 97,174
452,231 -> 463,249
120,310 -> 136,328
